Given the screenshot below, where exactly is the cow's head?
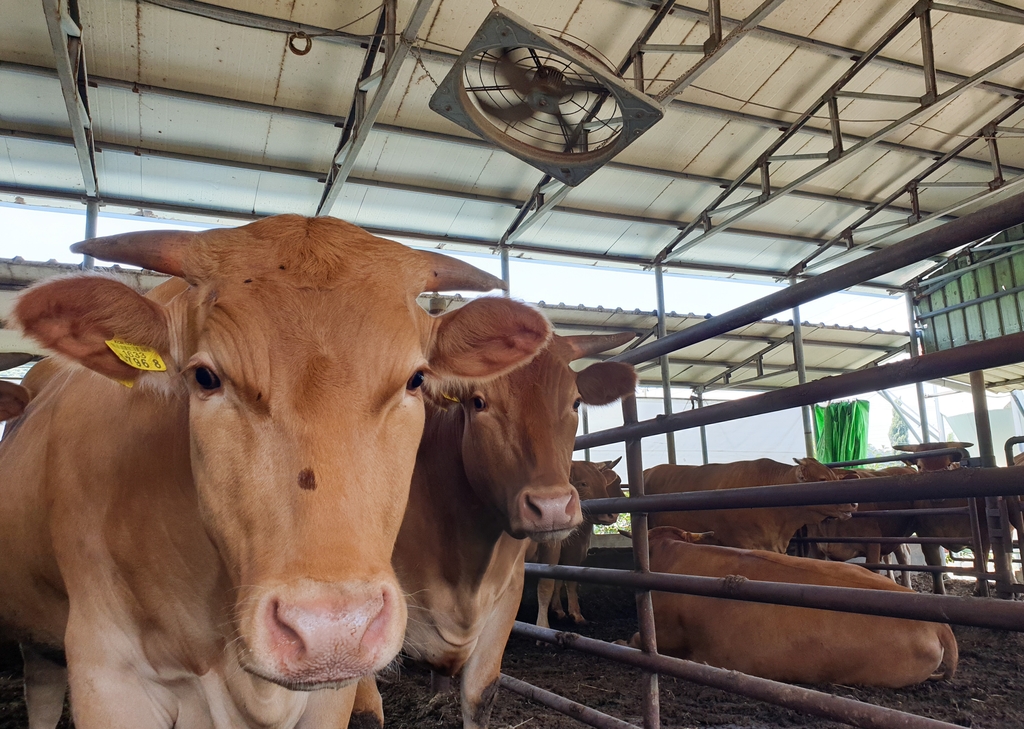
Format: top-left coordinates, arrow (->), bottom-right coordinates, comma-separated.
791,458 -> 855,521
15,216 -> 550,690
442,332 -> 636,542
572,460 -> 622,526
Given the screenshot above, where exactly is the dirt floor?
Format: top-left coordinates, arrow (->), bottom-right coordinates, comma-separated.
3,569 -> 1022,729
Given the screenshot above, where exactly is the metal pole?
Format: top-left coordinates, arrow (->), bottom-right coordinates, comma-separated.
611,188 -> 1024,366
582,404 -> 592,462
499,245 -> 510,298
790,280 -> 815,457
654,266 -> 676,464
905,292 -> 930,441
515,623 -> 960,729
83,198 -> 98,269
578,329 -> 1024,450
621,395 -> 659,729
971,370 -> 1015,596
696,388 -> 709,464
499,674 -> 639,729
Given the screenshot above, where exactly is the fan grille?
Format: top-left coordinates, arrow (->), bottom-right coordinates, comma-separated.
463,46 -> 624,155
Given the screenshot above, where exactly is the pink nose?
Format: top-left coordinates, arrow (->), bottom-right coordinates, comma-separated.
257,581 -> 401,688
517,486 -> 581,537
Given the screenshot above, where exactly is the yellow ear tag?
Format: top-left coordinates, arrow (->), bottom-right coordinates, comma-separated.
115,378 -> 135,388
105,339 -> 167,372
442,393 -> 461,403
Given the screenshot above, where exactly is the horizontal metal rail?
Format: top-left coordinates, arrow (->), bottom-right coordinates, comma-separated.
523,563 -> 1024,631
578,330 -> 1024,450
582,466 -> 1024,515
791,536 -> 972,545
514,623 -> 960,729
607,188 -> 1024,367
850,507 -> 969,518
857,564 -> 982,575
826,448 -> 966,468
498,674 -> 639,729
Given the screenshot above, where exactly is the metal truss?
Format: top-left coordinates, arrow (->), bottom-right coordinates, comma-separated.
316,0 -> 434,216
791,96 -> 1024,276
655,1 -> 1024,266
40,0 -> 97,198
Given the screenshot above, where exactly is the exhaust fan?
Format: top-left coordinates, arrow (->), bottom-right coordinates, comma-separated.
429,8 -> 663,186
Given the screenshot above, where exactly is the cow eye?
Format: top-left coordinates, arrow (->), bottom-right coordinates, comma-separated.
573,398 -> 582,412
472,396 -> 486,411
407,371 -> 425,390
195,366 -> 221,391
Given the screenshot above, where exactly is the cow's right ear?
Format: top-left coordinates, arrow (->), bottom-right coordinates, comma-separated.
15,277 -> 170,384
0,381 -> 30,421
428,297 -> 550,380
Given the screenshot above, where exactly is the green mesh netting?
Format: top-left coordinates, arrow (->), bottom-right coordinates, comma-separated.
813,400 -> 870,464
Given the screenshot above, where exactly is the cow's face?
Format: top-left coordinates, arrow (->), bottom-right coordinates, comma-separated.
571,460 -> 622,526
454,333 -> 636,542
16,216 -> 549,691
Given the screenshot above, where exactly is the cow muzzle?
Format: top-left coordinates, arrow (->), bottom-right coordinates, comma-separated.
241,578 -> 405,690
513,485 -> 582,541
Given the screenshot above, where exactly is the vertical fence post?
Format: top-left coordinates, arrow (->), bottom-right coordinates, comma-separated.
83,198 -> 98,269
499,246 -> 510,297
655,266 -> 676,464
790,280 -> 815,458
906,292 -> 931,442
622,394 -> 659,729
696,388 -> 709,465
582,404 -> 592,462
971,370 -> 1015,597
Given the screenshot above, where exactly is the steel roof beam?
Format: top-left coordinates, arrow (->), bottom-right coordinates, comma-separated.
40,0 -> 97,198
316,0 -> 435,215
658,9 -> 1024,263
131,0 -> 1021,179
0,61 -> 962,221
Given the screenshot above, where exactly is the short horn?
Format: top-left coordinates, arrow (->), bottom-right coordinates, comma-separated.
71,230 -> 193,278
565,332 -> 636,360
417,250 -> 506,293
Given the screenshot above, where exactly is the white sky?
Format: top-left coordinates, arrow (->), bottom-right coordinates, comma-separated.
4,201 -> 1016,457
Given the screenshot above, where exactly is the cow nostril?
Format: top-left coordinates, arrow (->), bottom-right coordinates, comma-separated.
523,494 -> 544,518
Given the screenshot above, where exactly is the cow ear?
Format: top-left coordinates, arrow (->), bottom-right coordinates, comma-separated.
15,276 -> 171,384
576,362 -> 636,406
428,297 -> 550,379
0,382 -> 29,421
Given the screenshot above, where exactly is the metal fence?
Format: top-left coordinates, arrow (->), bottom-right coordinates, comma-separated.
499,189 -> 1024,728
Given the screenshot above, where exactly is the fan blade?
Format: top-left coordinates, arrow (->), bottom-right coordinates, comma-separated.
478,100 -> 537,123
560,81 -> 607,96
495,51 -> 535,97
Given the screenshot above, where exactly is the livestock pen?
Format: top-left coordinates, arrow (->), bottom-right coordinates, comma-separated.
499,190 -> 1024,729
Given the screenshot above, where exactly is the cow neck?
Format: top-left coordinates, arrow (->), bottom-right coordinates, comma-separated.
407,402 -> 511,588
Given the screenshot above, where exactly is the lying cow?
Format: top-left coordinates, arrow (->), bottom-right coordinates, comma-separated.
351,333 -> 637,729
641,527 -> 958,688
0,216 -> 550,729
644,458 -> 854,552
528,459 -> 623,629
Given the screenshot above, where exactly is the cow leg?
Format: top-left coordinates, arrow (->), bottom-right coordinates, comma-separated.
550,580 -> 567,620
345,675 -> 383,729
866,543 -> 883,574
296,682 -> 358,729
895,544 -> 913,588
535,578 -> 556,629
20,644 -> 67,729
460,568 -> 523,729
922,544 -> 946,594
566,581 -> 586,624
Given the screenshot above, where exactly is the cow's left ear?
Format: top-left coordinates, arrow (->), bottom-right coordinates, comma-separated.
576,362 -> 637,406
15,276 -> 171,384
0,381 -> 30,421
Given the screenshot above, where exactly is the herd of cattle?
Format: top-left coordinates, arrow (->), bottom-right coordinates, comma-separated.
0,215 -> 1002,729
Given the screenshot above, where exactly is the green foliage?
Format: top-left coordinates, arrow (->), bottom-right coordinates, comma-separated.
888,399 -> 910,447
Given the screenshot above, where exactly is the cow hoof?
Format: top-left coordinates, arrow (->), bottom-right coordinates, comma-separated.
349,712 -> 384,729
571,616 -> 587,625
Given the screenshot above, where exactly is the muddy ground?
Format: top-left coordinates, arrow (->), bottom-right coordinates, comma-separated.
3,567 -> 1022,729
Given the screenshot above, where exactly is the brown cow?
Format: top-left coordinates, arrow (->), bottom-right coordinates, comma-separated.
0,216 -> 551,729
0,381 -> 29,422
529,459 -> 623,629
643,527 -> 958,688
351,333 -> 637,729
644,458 -> 854,553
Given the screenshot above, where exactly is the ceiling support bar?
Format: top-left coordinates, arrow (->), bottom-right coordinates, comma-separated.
790,96 -> 1024,275
315,0 -> 435,216
657,4 -> 1024,264
40,0 -> 97,198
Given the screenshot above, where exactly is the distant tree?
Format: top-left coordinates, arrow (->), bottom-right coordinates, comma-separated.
889,399 -> 910,447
